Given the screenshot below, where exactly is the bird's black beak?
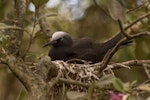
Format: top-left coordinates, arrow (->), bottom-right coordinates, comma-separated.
43,41 -> 51,47
43,40 -> 56,48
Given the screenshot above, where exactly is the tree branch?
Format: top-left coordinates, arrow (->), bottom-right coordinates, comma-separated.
100,31 -> 150,73
22,12 -> 37,59
124,12 -> 150,30
99,12 -> 150,73
117,19 -> 130,39
36,6 -> 51,37
126,1 -> 149,14
7,0 -> 26,55
3,1 -> 53,99
107,60 -> 150,69
6,55 -> 32,91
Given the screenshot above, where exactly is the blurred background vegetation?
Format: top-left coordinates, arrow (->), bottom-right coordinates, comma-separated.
0,0 -> 150,99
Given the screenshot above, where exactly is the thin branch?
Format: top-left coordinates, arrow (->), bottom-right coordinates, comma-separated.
22,4 -> 54,58
108,60 -> 150,69
6,55 -> 32,91
145,2 -> 150,13
93,0 -> 99,7
99,12 -> 150,73
124,12 -> 150,30
118,19 -> 130,39
17,88 -> 23,100
7,0 -> 26,55
144,66 -> 150,80
59,78 -> 90,88
100,31 -> 150,73
36,6 -> 51,37
130,31 -> 150,38
58,78 -> 112,91
0,26 -> 28,33
0,58 -> 8,65
127,1 -> 149,14
0,59 -> 8,69
22,9 -> 38,59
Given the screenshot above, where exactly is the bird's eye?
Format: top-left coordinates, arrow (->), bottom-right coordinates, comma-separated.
57,37 -> 63,41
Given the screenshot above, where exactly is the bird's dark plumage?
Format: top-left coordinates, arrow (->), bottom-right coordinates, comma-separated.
43,31 -> 127,63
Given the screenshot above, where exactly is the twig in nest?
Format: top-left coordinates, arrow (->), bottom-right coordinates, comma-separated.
143,64 -> 150,80
53,59 -> 150,78
59,78 -> 89,88
108,60 -> 150,70
66,59 -> 92,64
50,59 -> 150,92
0,58 -> 8,65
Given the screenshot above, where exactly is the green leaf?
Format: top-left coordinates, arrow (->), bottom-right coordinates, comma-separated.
0,33 -> 9,48
0,22 -> 22,30
112,78 -> 126,93
95,0 -> 108,14
66,91 -> 87,100
95,74 -> 116,88
135,38 -> 149,59
107,0 -> 123,20
88,82 -> 95,97
128,95 -> 136,100
95,0 -> 123,20
26,52 -> 37,58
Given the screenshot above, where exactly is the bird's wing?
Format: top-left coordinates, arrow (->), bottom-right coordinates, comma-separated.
70,37 -> 97,56
66,49 -> 99,63
65,37 -> 100,63
72,37 -> 94,48
97,33 -> 122,55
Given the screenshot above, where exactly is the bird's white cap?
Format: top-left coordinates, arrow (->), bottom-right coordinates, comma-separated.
51,31 -> 69,41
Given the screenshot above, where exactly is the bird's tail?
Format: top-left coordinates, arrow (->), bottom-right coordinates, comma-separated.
102,33 -> 132,51
104,33 -> 122,48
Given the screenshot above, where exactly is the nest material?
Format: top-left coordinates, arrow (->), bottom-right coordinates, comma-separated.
51,61 -> 112,91
47,60 -> 117,100
47,59 -> 150,99
52,61 -> 102,81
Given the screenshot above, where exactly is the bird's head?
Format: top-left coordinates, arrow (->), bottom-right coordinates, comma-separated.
43,31 -> 73,48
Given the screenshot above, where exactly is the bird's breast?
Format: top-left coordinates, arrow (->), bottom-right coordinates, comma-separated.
49,47 -> 72,61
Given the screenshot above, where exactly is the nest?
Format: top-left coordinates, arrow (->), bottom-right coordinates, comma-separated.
53,61 -> 102,81
50,61 -> 113,91
46,60 -> 118,100
47,60 -> 140,99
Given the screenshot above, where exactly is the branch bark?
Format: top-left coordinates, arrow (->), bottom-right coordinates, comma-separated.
7,0 -> 26,55
36,6 -> 51,36
4,1 -> 53,100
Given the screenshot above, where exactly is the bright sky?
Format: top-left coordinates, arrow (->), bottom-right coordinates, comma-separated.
29,0 -> 91,20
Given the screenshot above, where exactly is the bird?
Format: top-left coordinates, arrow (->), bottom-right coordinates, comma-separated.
43,31 -> 130,64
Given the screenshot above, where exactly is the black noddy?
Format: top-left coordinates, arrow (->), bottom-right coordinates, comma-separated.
43,31 -> 130,64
